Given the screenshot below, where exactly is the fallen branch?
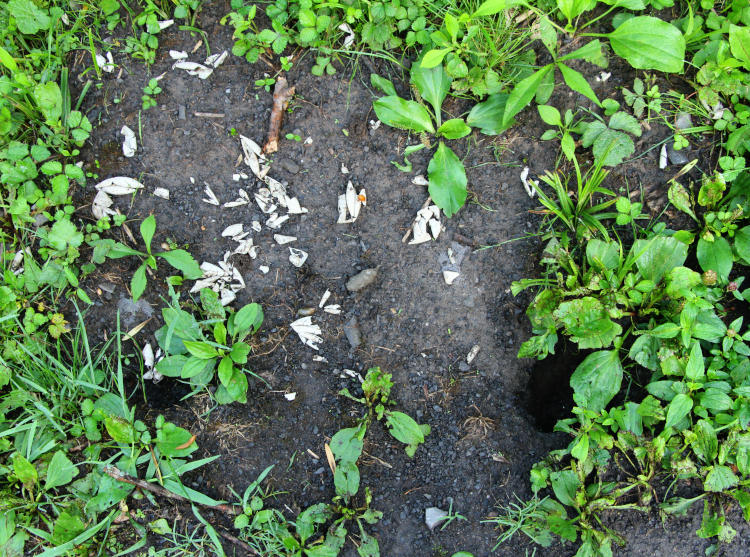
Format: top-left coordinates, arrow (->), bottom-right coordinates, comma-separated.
219,530 -> 259,555
263,77 -> 295,155
103,465 -> 238,515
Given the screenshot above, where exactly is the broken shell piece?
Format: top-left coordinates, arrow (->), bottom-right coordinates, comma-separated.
659,144 -> 668,169
369,120 -> 381,131
443,270 -> 460,285
173,60 -> 213,79
289,248 -> 308,267
95,176 -> 145,195
304,136 -> 313,145
251,221 -> 262,232
204,50 -> 228,69
286,197 -> 307,214
274,234 -> 297,245
153,187 -> 170,200
341,163 -> 349,174
425,508 -> 448,531
254,190 -> 276,214
233,238 -> 257,258
142,343 -> 154,369
202,184 -> 220,205
339,23 -> 355,49
259,265 -> 270,274
323,305 -> 342,315
319,289 -> 331,308
337,182 -> 366,223
290,316 -> 323,350
169,50 -> 188,60
284,392 -> 297,401
222,223 -> 244,238
409,203 -> 442,245
520,167 -> 536,198
95,51 -> 115,72
596,71 -> 611,82
157,19 -> 174,30
120,125 -> 137,157
92,190 -> 116,219
312,355 -> 328,363
467,344 -> 480,364
413,175 -> 429,186
266,213 -> 289,229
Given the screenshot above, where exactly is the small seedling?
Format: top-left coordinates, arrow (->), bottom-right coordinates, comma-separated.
254,77 -> 275,92
142,78 -> 162,110
285,133 -> 302,142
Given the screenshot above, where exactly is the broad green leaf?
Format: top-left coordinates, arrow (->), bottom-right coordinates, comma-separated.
155,354 -> 188,377
334,461 -> 359,498
11,453 -> 37,489
234,303 -> 263,333
131,265 -> 147,302
586,239 -> 619,270
230,342 -> 251,364
107,242 -> 144,258
356,530 -> 380,557
181,356 -> 213,379
735,226 -> 750,265
158,249 -> 202,279
411,61 -> 451,123
218,356 -> 234,386
550,470 -> 579,507
224,367 -> 248,402
558,63 -> 600,106
665,393 -> 692,429
33,81 -> 62,123
607,16 -> 686,73
554,297 -> 622,349
200,288 -> 225,319
665,266 -> 701,299
697,237 -> 732,281
436,118 -> 471,139
608,112 -> 641,136
535,69 -> 555,104
373,96 -> 434,134
557,0 -> 595,22
44,451 -> 78,490
0,46 -> 18,72
385,411 -> 429,457
570,350 -> 623,412
660,495 -> 703,517
472,0 -> 519,18
104,415 -> 136,444
537,105 -> 562,126
557,39 -> 604,63
593,128 -> 634,166
691,419 -> 717,464
420,48 -> 451,68
466,93 -> 514,135
704,465 -> 738,492
502,65 -> 553,128
296,503 -> 332,544
667,180 -> 696,221
632,235 -> 688,283
685,340 -> 704,381
729,24 -> 750,69
140,215 -> 156,252
8,0 -> 51,34
182,340 -> 218,359
370,74 -> 397,96
156,422 -> 197,457
427,142 -> 467,218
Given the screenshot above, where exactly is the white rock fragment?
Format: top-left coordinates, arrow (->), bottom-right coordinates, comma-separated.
443,270 -> 460,285
169,50 -> 188,60
290,316 -> 323,350
413,175 -> 429,186
153,187 -> 170,200
202,184 -> 220,205
467,344 -> 480,365
95,176 -> 144,195
323,305 -> 342,315
274,234 -> 297,245
190,177 -> 196,184
92,190 -> 116,220
289,248 -> 308,267
173,60 -> 213,79
284,392 -> 297,401
319,289 -> 331,308
204,50 -> 228,69
286,197 -> 307,214
190,252 -> 245,305
259,265 -> 270,274
659,144 -> 668,169
120,125 -> 137,157
520,166 -> 536,198
596,71 -> 611,83
233,237 -> 257,258
221,224 -> 244,238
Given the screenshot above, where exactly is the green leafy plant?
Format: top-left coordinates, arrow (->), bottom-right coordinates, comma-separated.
578,110 -> 642,167
142,77 -> 162,110
96,215 -> 202,301
155,288 -> 264,404
538,105 -> 582,160
622,75 -> 662,119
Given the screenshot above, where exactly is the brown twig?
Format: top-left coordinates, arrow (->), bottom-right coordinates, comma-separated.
103,466 -> 238,515
263,77 -> 295,155
219,530 -> 259,555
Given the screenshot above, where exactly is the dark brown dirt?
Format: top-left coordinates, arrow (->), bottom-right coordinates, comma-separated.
68,2 -> 750,555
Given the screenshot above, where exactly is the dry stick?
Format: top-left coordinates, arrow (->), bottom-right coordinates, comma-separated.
262,77 -> 295,155
218,530 -> 259,556
103,466 -> 238,515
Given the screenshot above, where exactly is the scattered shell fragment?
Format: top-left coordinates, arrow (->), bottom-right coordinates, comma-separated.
290,316 -> 323,350
202,184 -> 220,205
251,221 -> 262,232
412,175 -> 429,186
439,242 -> 469,285
153,187 -> 170,200
312,355 -> 328,363
190,252 -> 245,306
289,248 -> 308,267
233,237 -> 257,258
95,176 -> 144,195
284,392 -> 297,401
222,224 -> 244,238
408,203 -> 442,244
319,289 -> 331,308
142,343 -> 163,383
95,51 -> 115,72
323,305 -> 342,315
274,234 -> 297,245
259,265 -> 270,274
169,50 -> 188,60
120,125 -> 137,157
596,71 -> 611,82
659,144 -> 668,169
337,181 -> 366,223
304,136 -> 313,145
173,60 -> 213,79
266,213 -> 289,229
369,120 -> 381,131
92,190 -> 116,220
223,189 -> 250,208
425,507 -> 448,531
157,19 -> 174,30
204,50 -> 228,69
339,23 -> 355,49
286,197 -> 307,215
341,163 -> 349,174
346,268 -> 378,292
467,344 -> 480,364
520,167 -> 536,198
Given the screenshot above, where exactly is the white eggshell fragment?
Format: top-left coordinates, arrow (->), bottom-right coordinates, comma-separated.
95,176 -> 145,195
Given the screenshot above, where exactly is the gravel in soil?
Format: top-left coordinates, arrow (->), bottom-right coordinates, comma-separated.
70,2 -> 750,555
